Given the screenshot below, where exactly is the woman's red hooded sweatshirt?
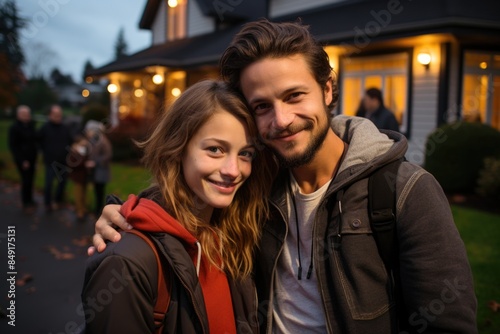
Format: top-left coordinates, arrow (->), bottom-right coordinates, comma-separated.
121,194 -> 237,334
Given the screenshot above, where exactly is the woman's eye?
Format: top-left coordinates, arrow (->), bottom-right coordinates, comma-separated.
207,146 -> 222,154
240,150 -> 256,160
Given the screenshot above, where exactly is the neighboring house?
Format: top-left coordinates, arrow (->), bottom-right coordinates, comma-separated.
87,0 -> 500,165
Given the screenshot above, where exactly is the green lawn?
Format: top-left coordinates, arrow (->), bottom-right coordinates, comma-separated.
453,206 -> 500,333
1,120 -> 499,332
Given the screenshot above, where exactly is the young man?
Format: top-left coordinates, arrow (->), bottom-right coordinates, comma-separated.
357,87 -> 400,132
8,105 -> 38,209
38,104 -> 73,212
90,20 -> 477,333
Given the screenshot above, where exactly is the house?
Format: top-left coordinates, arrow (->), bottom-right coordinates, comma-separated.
87,0 -> 500,164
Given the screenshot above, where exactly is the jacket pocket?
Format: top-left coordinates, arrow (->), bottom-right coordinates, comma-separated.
328,209 -> 394,321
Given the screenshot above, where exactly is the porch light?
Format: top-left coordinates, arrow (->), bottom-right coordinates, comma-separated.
168,0 -> 178,8
82,89 -> 90,98
171,87 -> 181,97
417,52 -> 431,69
480,61 -> 488,70
152,74 -> 164,85
107,83 -> 118,94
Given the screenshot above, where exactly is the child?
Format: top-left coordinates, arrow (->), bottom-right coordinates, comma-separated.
82,80 -> 276,333
67,135 -> 89,222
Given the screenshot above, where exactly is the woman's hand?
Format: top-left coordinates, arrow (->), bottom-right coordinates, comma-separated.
87,204 -> 132,256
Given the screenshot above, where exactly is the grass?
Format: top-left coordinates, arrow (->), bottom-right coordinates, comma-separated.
1,120 -> 499,331
452,206 -> 500,333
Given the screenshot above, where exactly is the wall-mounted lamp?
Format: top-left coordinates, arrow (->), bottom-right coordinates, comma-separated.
152,74 -> 164,85
107,83 -> 118,94
417,52 -> 431,69
82,89 -> 90,98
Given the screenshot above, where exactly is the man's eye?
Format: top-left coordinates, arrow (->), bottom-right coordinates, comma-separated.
254,103 -> 271,114
287,92 -> 303,101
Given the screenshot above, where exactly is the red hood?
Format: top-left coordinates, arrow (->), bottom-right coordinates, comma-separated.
120,194 -> 198,248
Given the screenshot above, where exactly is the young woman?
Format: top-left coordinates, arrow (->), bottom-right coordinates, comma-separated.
81,80 -> 276,333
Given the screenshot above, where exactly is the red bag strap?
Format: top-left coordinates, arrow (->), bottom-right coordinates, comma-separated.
126,229 -> 171,333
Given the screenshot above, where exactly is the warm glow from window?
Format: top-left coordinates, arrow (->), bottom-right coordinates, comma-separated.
168,0 -> 178,8
152,74 -> 164,85
134,88 -> 144,98
82,89 -> 90,98
107,83 -> 118,94
171,87 -> 181,97
480,61 -> 488,69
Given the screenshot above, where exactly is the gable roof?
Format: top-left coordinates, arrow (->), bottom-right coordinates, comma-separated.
86,25 -> 241,76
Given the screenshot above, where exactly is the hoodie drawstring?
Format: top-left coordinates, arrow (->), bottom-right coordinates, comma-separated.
195,241 -> 202,277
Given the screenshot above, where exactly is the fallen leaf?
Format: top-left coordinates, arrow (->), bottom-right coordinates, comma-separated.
16,273 -> 33,287
487,300 -> 500,312
25,286 -> 36,294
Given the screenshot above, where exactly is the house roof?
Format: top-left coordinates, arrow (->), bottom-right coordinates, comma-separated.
86,25 -> 241,76
90,0 -> 500,77
276,0 -> 500,44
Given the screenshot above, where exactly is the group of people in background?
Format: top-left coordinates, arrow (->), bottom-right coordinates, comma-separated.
7,104 -> 112,221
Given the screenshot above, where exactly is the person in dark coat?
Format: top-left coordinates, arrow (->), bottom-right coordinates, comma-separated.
8,105 -> 38,209
38,104 -> 73,212
357,87 -> 400,132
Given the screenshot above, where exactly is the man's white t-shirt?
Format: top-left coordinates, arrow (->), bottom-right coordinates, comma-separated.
272,173 -> 332,333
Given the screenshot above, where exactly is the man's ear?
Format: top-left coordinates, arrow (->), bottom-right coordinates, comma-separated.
324,77 -> 333,106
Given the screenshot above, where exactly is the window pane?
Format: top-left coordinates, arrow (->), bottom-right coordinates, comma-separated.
464,52 -> 490,69
364,76 -> 382,90
492,76 -> 500,130
341,52 -> 408,132
385,75 -> 406,125
342,78 -> 362,116
462,75 -> 488,123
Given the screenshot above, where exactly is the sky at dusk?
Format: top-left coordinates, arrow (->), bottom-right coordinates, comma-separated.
16,0 -> 151,82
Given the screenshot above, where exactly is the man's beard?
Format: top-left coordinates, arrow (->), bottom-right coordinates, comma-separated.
265,113 -> 330,169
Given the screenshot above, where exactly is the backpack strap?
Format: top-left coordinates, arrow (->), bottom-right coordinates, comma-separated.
368,157 -> 409,332
126,229 -> 171,334
368,158 -> 402,271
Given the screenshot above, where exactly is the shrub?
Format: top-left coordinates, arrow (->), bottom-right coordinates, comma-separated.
424,121 -> 500,193
476,157 -> 500,200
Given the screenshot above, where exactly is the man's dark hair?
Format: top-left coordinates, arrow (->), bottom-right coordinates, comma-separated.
220,19 -> 338,111
365,87 -> 384,108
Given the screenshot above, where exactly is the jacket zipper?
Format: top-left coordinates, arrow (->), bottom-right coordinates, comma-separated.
172,243 -> 208,334
266,201 -> 289,334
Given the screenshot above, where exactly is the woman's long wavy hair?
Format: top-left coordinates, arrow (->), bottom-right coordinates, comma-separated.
137,80 -> 277,279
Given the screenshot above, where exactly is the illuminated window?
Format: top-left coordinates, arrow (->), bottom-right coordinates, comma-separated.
462,51 -> 500,130
167,0 -> 186,41
340,52 -> 409,133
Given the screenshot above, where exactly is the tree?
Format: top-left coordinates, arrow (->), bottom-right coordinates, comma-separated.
114,27 -> 128,59
50,67 -> 74,86
82,59 -> 95,82
23,41 -> 58,80
0,0 -> 26,108
17,77 -> 58,112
